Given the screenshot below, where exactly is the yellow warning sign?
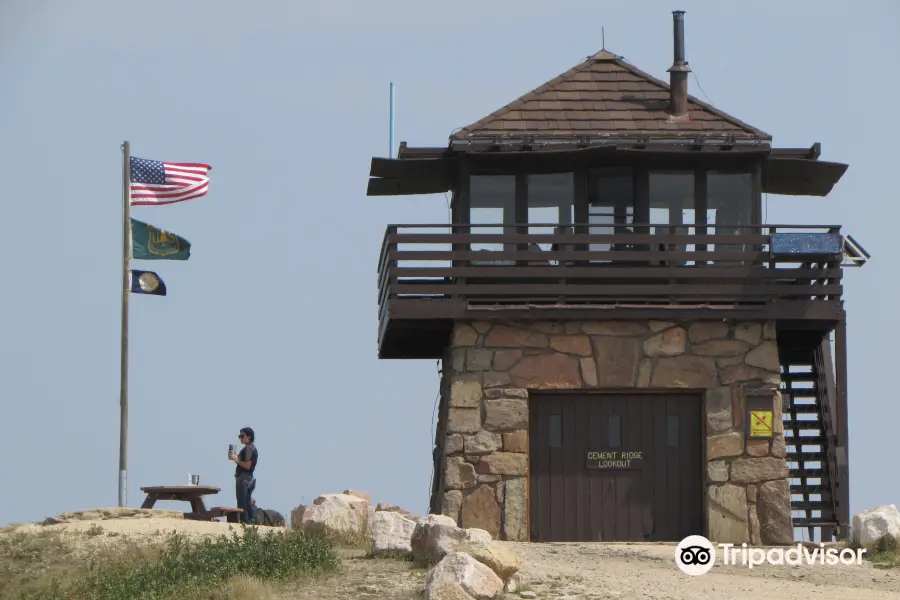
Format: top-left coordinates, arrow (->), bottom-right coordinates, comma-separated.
749,410 -> 774,438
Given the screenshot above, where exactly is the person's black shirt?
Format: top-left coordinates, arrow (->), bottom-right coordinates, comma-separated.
235,443 -> 258,478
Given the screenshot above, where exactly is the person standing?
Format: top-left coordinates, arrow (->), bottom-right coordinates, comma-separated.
229,427 -> 258,524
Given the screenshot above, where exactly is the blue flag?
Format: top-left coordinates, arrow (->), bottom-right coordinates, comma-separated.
130,269 -> 167,296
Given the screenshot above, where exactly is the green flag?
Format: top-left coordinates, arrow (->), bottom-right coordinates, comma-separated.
131,218 -> 191,260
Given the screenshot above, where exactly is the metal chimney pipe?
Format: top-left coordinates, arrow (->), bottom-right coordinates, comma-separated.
673,11 -> 685,63
667,10 -> 691,117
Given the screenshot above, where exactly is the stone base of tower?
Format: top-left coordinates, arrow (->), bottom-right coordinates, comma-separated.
429,319 -> 794,545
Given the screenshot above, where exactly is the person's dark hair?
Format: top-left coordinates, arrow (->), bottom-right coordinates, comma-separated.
240,427 -> 255,443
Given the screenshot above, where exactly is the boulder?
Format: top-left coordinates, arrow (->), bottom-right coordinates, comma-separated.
411,515 -> 489,563
464,528 -> 493,543
411,515 -> 468,564
296,493 -> 369,539
289,505 -> 307,530
375,503 -> 418,523
425,552 -> 504,599
504,573 -> 522,593
852,504 -> 900,551
370,511 -> 418,556
424,581 -> 474,600
342,489 -> 372,504
459,539 -> 521,581
317,493 -> 369,525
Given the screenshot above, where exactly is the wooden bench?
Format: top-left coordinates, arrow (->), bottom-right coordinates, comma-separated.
209,507 -> 244,523
183,507 -> 243,522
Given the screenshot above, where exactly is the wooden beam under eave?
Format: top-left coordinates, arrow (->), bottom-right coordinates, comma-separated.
366,177 -> 451,196
369,156 -> 456,179
396,146 -> 452,159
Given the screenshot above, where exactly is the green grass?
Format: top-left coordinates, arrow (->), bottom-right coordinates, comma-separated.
863,535 -> 900,568
1,526 -> 339,600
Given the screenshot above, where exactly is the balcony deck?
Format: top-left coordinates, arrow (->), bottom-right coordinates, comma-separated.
376,224 -> 858,359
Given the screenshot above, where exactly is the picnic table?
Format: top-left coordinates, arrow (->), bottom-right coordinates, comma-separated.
139,485 -> 243,523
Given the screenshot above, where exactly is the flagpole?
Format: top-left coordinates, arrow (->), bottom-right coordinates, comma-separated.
119,141 -> 131,507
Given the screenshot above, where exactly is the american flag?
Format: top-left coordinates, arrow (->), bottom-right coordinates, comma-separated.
129,156 -> 211,206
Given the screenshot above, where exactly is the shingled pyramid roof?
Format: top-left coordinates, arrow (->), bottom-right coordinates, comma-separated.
451,50 -> 771,141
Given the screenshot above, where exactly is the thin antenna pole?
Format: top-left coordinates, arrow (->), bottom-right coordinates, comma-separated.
119,141 -> 132,507
602,27 -> 605,49
389,82 -> 395,159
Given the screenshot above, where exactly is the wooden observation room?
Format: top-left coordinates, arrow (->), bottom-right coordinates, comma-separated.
367,11 -> 869,544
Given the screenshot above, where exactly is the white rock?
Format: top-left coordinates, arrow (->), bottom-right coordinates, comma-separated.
459,539 -> 521,581
342,489 -> 372,504
423,580 -> 474,600
422,514 -> 459,527
852,504 -> 900,550
463,528 -> 492,543
412,515 -> 470,563
426,552 -> 504,600
299,493 -> 369,538
505,572 -> 521,593
370,511 -> 417,556
315,493 -> 370,526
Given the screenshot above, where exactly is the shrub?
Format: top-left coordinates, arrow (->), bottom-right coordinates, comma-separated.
3,526 -> 339,600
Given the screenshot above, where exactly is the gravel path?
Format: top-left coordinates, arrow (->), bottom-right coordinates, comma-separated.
505,541 -> 900,600
278,542 -> 900,600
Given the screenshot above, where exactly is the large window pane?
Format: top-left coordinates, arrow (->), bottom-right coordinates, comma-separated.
708,172 -> 753,255
527,173 -> 574,252
588,168 -> 634,257
650,172 -> 694,265
649,172 -> 694,233
470,175 -> 515,254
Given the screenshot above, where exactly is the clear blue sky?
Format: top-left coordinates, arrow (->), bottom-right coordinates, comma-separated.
1,0 -> 897,529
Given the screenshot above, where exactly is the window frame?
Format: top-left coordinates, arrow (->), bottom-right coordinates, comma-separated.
455,156 -> 762,232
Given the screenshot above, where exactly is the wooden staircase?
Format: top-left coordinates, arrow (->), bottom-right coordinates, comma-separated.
780,337 -> 847,541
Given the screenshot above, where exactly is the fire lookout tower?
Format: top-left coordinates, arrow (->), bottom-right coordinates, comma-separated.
367,11 -> 868,544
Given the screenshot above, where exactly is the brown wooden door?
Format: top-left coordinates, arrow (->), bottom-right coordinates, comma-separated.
529,393 -> 703,542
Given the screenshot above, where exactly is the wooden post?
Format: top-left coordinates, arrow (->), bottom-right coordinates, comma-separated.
119,141 -> 132,507
834,317 -> 850,539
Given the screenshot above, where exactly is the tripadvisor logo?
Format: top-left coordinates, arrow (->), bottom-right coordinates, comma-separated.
676,535 -> 716,576
675,535 -> 866,575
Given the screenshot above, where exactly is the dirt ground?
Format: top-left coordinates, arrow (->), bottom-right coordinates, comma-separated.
504,542 -> 900,600
277,542 -> 900,600
5,517 -> 900,599
3,515 -> 284,559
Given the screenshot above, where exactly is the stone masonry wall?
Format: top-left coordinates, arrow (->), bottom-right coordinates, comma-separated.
436,319 -> 794,545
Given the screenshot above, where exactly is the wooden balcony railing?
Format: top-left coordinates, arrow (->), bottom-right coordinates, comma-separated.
378,223 -> 847,311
